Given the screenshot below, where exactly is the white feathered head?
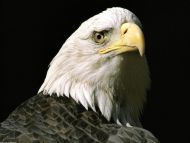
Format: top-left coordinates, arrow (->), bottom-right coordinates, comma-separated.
39,7 -> 150,126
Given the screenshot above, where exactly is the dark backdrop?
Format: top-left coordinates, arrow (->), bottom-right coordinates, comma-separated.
2,0 -> 189,142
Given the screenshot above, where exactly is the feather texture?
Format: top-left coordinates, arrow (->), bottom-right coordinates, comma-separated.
39,7 -> 150,125
0,93 -> 158,143
0,7 -> 158,143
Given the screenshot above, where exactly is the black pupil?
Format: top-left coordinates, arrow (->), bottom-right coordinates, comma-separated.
97,34 -> 102,40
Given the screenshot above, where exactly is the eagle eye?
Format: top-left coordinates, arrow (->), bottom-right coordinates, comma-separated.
92,30 -> 109,44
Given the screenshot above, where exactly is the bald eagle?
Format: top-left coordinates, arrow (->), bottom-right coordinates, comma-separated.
0,7 -> 158,143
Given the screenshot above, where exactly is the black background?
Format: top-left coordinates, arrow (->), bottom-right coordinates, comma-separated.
2,0 -> 189,142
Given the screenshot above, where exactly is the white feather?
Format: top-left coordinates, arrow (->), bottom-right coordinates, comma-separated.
76,85 -> 88,110
70,82 -> 79,103
82,84 -> 96,112
63,81 -> 71,98
96,88 -> 113,120
39,7 -> 150,125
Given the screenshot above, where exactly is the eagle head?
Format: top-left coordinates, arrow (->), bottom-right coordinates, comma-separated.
39,7 -> 150,126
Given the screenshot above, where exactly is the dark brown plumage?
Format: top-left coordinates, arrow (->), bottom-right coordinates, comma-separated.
0,93 -> 158,143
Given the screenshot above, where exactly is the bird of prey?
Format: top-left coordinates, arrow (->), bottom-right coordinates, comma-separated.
0,7 -> 159,143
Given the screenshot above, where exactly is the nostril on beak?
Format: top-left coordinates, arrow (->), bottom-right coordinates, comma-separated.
123,28 -> 128,35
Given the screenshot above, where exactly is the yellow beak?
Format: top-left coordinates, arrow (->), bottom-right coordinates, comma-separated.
99,23 -> 145,56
